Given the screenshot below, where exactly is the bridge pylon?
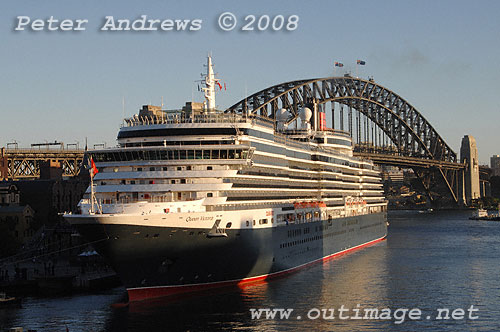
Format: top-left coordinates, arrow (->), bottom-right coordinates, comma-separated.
459,135 -> 480,205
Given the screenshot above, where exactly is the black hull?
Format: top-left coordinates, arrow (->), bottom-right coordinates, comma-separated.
74,212 -> 387,301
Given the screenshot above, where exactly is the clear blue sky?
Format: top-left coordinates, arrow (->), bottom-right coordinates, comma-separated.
1,0 -> 499,164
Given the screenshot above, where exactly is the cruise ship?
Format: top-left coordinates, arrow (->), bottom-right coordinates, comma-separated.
65,56 -> 388,302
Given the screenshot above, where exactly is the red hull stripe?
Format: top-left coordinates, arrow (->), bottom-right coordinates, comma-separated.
127,235 -> 386,302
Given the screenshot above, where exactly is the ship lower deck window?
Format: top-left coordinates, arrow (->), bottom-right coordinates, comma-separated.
91,148 -> 248,162
226,222 -> 232,228
207,193 -> 213,197
207,166 -> 213,170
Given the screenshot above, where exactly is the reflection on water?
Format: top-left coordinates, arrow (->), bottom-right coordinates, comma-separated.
2,210 -> 499,331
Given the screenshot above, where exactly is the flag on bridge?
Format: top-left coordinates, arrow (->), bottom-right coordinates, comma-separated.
357,60 -> 366,65
335,62 -> 344,67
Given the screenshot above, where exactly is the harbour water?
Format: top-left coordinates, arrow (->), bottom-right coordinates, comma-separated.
1,210 -> 499,331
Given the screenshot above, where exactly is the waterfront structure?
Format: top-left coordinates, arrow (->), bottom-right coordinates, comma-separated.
0,202 -> 35,245
65,56 -> 388,302
460,135 -> 480,204
0,184 -> 35,245
0,184 -> 20,206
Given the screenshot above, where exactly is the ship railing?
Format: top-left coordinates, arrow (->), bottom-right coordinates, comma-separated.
123,113 -> 274,128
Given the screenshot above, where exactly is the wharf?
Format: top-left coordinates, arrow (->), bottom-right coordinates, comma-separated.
0,258 -> 120,296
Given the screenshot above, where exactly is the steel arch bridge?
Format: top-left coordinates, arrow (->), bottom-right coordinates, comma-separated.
225,76 -> 465,204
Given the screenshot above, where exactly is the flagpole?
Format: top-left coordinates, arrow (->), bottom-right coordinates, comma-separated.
90,167 -> 94,214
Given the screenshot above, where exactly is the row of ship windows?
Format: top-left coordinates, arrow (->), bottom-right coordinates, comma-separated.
102,180 -> 215,188
280,230 -> 349,249
135,165 -> 208,172
91,149 -> 249,162
245,218 -> 273,226
288,228 -> 311,238
250,142 -> 364,169
252,156 -> 374,176
101,165 -> 216,173
243,129 -> 352,147
277,211 -> 321,223
241,170 -> 380,184
122,140 -> 235,147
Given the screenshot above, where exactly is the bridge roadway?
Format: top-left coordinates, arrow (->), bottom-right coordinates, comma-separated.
1,148 -> 84,180
353,151 -> 465,170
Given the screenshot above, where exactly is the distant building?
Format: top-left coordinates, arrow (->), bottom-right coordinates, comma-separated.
491,155 -> 500,177
0,184 -> 36,244
0,205 -> 35,242
0,184 -> 20,205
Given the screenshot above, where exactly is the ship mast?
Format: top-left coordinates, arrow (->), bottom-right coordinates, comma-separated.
202,54 -> 217,113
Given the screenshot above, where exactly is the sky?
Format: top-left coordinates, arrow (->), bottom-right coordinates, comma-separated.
1,0 -> 499,164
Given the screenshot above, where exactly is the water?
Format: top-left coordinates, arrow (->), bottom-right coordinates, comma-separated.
2,210 -> 499,331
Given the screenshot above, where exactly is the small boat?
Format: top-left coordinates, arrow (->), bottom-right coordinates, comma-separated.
0,292 -> 22,308
473,209 -> 488,218
470,209 -> 489,220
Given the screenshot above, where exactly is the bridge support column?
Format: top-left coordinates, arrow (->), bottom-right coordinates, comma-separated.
459,135 -> 480,205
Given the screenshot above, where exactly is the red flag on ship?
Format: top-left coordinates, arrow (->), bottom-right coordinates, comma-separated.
216,81 -> 223,90
224,82 -> 226,91
90,157 -> 99,177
